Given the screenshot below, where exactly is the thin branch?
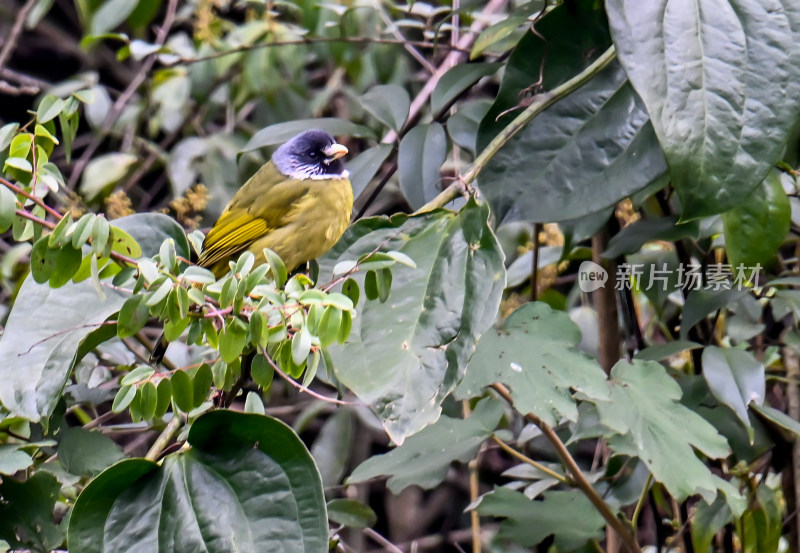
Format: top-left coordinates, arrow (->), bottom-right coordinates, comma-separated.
144,413 -> 183,462
491,434 -> 570,485
0,0 -> 37,75
0,177 -> 63,220
463,400 -> 482,553
68,0 -> 180,189
462,45 -> 616,186
631,474 -> 653,530
785,345 -> 800,553
491,382 -> 641,553
363,528 -> 404,553
16,208 -> 55,230
262,348 -> 358,406
166,36 -> 469,68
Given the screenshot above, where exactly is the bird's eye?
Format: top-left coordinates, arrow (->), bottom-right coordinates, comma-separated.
308,151 -> 317,158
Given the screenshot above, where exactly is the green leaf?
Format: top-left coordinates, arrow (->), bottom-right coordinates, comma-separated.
291,324 -> 312,366
68,410 -> 328,553
0,212 -> 186,421
606,0 -> 800,219
244,391 -> 265,414
722,170 -> 790,268
242,118 -> 374,152
219,319 -> 248,363
263,247 -> 287,288
0,444 -> 34,475
431,63 -> 500,114
8,132 -> 32,159
348,397 -> 503,492
681,288 -> 747,340
0,184 -> 16,234
691,495 -> 732,553
0,471 -> 63,552
36,95 -> 66,123
139,381 -> 158,420
90,0 -> 140,34
702,346 -> 764,434
591,360 -> 731,501
57,427 -> 124,476
603,216 -> 699,258
79,153 -> 137,201
346,144 -> 393,198
475,488 -> 605,550
251,355 -> 274,390
120,365 -> 154,386
634,340 -> 701,361
448,100 -> 491,155
311,409 -> 354,489
319,199 -> 506,443
480,59 -> 665,224
326,499 -> 377,529
117,296 -> 149,338
170,369 -> 193,413
750,403 -> 800,439
456,302 -> 609,426
111,384 -> 136,413
4,157 -> 32,172
359,84 -> 410,131
470,16 -> 527,58
0,123 -> 19,151
397,122 -> 447,210
317,306 -> 342,347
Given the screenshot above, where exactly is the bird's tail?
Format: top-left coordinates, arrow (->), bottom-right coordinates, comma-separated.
150,331 -> 169,365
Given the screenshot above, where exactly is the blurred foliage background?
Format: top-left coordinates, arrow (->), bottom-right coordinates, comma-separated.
1,0 -> 800,552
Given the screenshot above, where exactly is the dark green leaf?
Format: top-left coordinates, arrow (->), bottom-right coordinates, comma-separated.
431,63 -> 500,115
346,145 -> 393,198
111,384 -> 136,413
36,95 -> 66,124
58,427 -> 124,476
327,499 -> 376,529
702,347 -> 764,433
456,302 -> 609,426
476,488 -> 605,550
592,360 -> 731,501
603,216 -> 699,258
634,340 -> 701,361
681,288 -> 747,340
219,319 -> 248,363
359,84 -> 410,131
319,199 -> 505,443
722,169 -> 790,268
691,496 -> 732,553
480,60 -> 665,224
606,0 -> 800,219
192,363 -> 213,408
348,398 -> 503,492
68,410 -> 327,553
751,403 -> 800,439
0,444 -> 33,475
170,369 -> 193,413
0,185 -> 17,233
397,123 -> 447,210
251,355 -> 274,390
90,0 -> 140,34
0,472 -> 63,552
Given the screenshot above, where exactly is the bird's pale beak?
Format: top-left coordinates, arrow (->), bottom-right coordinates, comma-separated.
323,143 -> 348,162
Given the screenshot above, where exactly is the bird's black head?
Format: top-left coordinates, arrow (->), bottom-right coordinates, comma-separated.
272,129 -> 349,179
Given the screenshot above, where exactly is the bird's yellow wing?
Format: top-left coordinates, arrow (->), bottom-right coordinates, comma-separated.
197,160 -> 311,270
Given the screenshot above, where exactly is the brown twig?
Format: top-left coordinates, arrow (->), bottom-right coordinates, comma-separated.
0,177 -> 62,220
0,0 -> 37,75
67,0 -> 180,189
785,345 -> 800,553
261,347 -> 358,406
491,382 -> 641,553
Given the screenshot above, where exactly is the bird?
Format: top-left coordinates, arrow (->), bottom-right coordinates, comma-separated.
150,128 -> 353,363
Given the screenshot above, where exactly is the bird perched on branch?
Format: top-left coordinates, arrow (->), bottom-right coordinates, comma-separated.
150,128 -> 353,363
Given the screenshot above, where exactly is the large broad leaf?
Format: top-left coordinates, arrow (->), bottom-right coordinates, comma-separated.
397,123 -> 448,210
479,60 -> 665,224
347,397 -> 503,493
0,213 -> 186,421
606,0 -> 800,220
722,169 -> 790,268
477,0 -> 666,224
475,487 -> 605,550
0,471 -> 63,552
359,84 -> 410,131
455,302 -> 609,426
318,199 -> 505,443
68,410 -> 328,553
702,346 -> 765,433
591,360 -> 731,502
